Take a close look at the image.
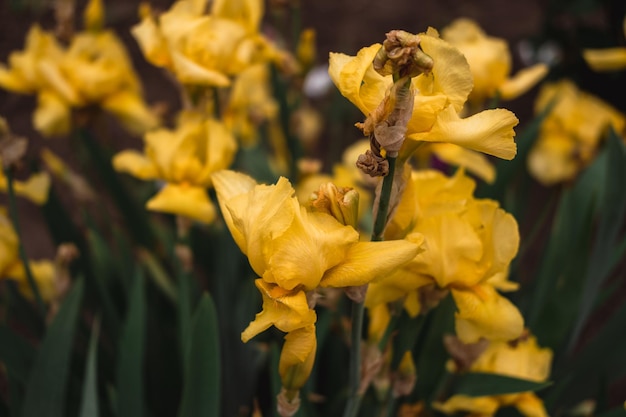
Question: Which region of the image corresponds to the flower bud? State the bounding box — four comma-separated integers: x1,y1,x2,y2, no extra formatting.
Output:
279,325,317,397
310,182,359,229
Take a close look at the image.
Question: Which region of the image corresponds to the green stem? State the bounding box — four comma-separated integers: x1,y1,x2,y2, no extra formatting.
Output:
3,167,45,315
343,157,399,417
372,157,397,242
343,300,365,417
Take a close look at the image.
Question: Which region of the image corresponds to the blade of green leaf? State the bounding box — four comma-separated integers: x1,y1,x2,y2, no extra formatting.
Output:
86,228,121,338
22,278,84,417
178,293,221,417
452,373,552,397
567,127,626,350
117,270,146,417
0,326,35,385
77,128,156,248
79,318,100,417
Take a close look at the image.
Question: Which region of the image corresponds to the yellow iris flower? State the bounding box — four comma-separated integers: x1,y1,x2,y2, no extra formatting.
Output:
113,112,237,223
441,18,548,104
366,169,524,343
0,165,50,205
528,80,625,186
435,334,552,417
0,1,158,137
328,28,519,161
212,170,423,394
132,0,286,88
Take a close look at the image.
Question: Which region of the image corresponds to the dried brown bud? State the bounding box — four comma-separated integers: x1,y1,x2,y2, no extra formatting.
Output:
374,30,434,78
356,150,389,177
443,334,489,372
344,284,368,303
277,388,301,417
0,135,28,170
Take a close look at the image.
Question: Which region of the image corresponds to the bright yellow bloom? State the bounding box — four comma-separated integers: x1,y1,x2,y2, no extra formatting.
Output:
113,112,237,223
435,335,552,417
212,170,423,396
328,28,519,161
132,0,285,88
583,16,626,72
366,169,524,343
441,18,548,104
0,210,55,301
528,80,625,185
213,170,422,296
0,19,157,136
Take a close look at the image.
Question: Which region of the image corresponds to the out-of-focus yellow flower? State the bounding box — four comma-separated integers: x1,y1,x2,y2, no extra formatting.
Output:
328,28,519,161
0,211,55,301
528,80,625,185
366,169,524,343
132,0,288,88
435,334,552,417
297,29,317,72
583,16,626,72
441,18,548,104
223,64,278,146
113,112,237,223
212,170,423,399
0,164,50,205
0,3,158,137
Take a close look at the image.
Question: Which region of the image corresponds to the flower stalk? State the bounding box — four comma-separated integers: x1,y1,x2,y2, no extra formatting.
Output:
4,165,46,314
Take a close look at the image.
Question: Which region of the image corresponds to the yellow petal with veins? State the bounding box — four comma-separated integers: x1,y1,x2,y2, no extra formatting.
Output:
321,235,424,288
452,285,524,343
409,105,518,160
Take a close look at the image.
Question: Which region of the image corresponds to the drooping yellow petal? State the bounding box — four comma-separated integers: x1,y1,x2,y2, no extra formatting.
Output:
102,90,159,135
279,325,317,391
112,150,160,180
499,64,548,100
33,90,71,136
452,285,524,343
409,105,518,160
583,47,626,72
146,183,216,223
12,171,51,205
430,143,496,183
213,171,297,276
321,234,424,288
241,280,316,342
